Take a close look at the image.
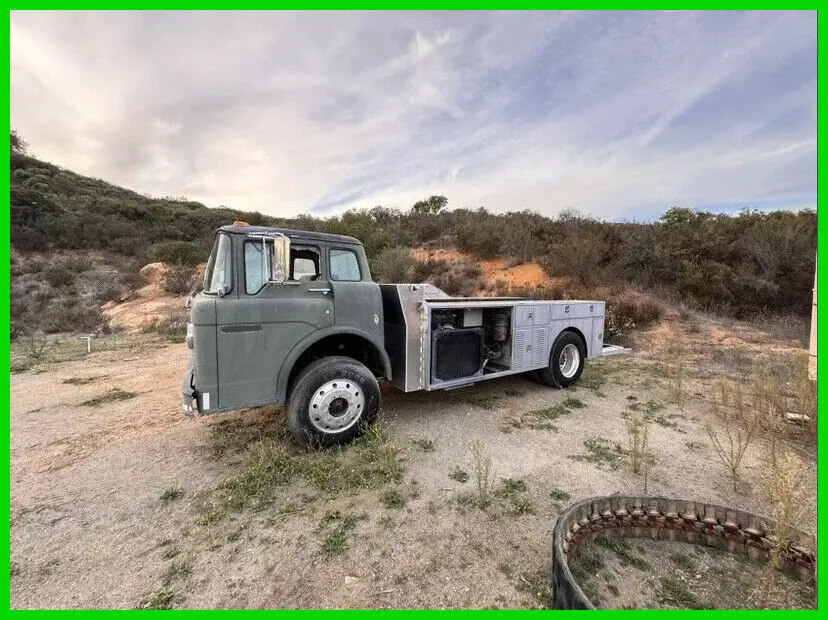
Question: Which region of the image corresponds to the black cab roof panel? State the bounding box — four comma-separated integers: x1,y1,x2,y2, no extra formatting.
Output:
218,225,362,245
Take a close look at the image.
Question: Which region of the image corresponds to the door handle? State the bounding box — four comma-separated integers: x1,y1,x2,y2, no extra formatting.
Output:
308,288,331,295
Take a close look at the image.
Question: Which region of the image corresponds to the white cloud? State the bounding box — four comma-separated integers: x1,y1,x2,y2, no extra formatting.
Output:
11,10,817,220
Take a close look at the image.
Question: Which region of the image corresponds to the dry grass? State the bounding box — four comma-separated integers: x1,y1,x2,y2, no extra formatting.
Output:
660,343,686,410
625,411,656,494
749,362,786,465
470,438,493,508
705,379,760,493
755,449,813,608
791,351,817,436
197,423,404,523
626,412,649,474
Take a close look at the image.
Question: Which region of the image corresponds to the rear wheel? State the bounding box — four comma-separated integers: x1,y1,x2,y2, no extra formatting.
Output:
536,331,586,388
287,356,381,448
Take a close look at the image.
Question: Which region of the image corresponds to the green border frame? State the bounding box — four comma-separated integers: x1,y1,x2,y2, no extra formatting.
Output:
4,7,824,614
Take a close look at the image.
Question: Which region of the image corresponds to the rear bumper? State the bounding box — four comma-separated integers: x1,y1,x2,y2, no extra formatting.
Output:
600,344,626,357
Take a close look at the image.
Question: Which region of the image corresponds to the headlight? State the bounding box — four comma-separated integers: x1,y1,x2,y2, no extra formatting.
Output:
186,323,195,349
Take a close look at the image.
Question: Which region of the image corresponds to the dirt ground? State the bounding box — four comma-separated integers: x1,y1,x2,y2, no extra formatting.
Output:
9,312,817,609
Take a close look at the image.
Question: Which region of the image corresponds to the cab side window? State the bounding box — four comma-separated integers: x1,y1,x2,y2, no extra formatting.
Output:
290,248,320,281
329,248,361,282
244,239,272,294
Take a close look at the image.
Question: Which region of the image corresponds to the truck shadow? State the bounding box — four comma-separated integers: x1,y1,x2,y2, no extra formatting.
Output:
381,373,543,418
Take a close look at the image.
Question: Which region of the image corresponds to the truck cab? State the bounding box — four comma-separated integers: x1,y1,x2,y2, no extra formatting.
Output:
182,223,392,445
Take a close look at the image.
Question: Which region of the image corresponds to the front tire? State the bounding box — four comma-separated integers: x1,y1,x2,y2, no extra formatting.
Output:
536,331,586,388
287,356,381,448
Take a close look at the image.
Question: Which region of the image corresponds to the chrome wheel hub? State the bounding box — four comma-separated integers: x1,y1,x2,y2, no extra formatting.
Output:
559,344,580,379
308,379,364,434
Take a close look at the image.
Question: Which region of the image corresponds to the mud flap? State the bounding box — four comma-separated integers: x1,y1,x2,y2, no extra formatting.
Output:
181,370,198,418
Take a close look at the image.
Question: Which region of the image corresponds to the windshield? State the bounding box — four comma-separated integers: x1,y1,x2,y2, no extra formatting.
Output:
204,233,232,294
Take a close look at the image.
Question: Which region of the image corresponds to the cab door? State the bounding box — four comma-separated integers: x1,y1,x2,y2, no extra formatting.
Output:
215,239,333,409
327,246,384,346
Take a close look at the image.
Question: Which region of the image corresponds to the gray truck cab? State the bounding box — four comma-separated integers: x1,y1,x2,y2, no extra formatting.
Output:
183,223,615,447
182,223,392,445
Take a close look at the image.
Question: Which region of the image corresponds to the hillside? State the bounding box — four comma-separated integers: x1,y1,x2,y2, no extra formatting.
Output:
10,135,817,340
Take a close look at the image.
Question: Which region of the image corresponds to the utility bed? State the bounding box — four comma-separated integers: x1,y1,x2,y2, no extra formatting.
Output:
380,284,610,392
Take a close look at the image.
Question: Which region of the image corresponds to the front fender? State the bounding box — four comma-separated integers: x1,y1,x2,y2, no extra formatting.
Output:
275,327,392,402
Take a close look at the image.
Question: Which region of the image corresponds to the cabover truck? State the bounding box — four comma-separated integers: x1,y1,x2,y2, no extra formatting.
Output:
182,223,623,446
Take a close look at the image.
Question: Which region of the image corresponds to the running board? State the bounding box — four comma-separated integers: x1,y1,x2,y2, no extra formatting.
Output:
600,344,627,357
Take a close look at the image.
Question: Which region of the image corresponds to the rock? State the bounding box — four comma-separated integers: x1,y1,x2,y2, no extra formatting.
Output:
139,262,170,286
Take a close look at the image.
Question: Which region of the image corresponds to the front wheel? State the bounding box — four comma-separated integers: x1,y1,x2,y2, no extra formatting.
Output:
287,356,381,448
535,331,586,388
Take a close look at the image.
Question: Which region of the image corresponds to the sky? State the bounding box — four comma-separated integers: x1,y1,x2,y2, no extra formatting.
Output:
10,10,818,221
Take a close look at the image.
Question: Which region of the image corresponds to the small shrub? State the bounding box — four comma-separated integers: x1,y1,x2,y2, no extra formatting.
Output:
320,513,364,557
136,586,180,610
42,297,105,333
626,412,650,475
705,379,760,492
24,334,55,362
549,487,570,502
606,293,665,336
456,222,502,258
149,241,203,266
750,362,785,463
470,438,492,508
410,257,483,296
94,279,124,303
410,438,436,452
160,488,185,502
63,255,93,273
494,478,533,515
163,265,196,295
80,388,138,407
449,467,469,483
42,264,75,288
756,449,812,607
380,488,406,510
371,247,415,283
568,438,623,470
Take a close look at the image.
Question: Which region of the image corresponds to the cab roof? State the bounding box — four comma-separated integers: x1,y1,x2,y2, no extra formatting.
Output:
218,224,362,245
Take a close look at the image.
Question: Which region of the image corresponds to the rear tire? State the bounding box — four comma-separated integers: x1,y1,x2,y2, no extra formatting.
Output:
287,356,381,448
536,331,586,389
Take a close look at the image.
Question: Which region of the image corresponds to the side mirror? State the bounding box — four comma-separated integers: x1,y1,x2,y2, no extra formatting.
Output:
270,235,290,283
